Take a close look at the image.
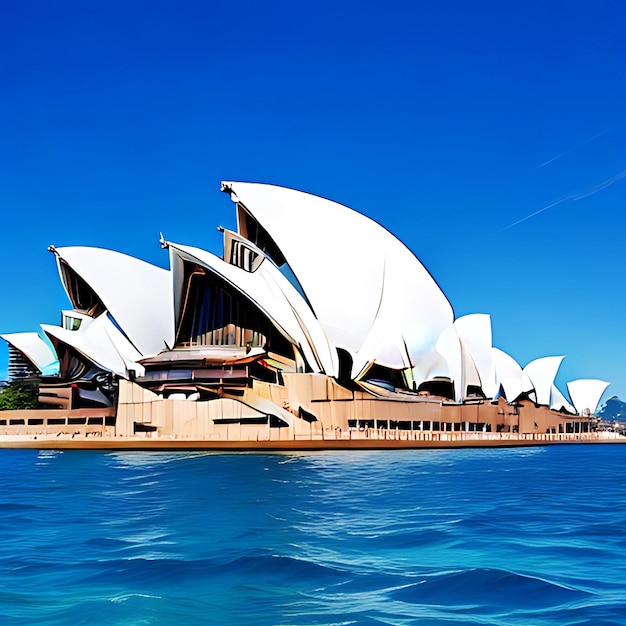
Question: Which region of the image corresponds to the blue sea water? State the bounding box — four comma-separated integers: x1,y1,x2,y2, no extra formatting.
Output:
0,446,625,625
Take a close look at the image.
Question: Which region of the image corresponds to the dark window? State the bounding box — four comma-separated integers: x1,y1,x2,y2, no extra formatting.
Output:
55,344,94,380
175,264,292,358
134,422,158,433
59,262,105,316
249,362,278,384
230,240,260,271
336,349,358,389
239,208,286,266
362,364,408,391
214,417,269,425
298,406,317,423
269,415,289,428
417,379,455,400
466,385,486,399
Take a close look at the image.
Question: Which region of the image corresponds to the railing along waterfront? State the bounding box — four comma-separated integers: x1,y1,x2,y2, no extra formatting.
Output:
0,412,622,445
291,428,623,443
139,430,623,443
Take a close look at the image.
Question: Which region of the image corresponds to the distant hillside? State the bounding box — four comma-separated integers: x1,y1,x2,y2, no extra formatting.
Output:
597,396,626,421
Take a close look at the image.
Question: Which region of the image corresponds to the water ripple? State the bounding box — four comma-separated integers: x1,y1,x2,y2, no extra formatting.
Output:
0,446,625,624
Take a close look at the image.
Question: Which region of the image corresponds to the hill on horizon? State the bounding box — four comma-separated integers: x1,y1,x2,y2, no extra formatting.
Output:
597,396,626,422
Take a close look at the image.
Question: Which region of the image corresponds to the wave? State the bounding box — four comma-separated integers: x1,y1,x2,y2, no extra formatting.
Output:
110,592,163,603
1,446,626,625
390,567,591,609
80,553,349,588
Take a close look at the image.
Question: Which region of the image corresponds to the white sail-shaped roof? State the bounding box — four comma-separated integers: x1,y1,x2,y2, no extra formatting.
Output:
492,348,526,402
222,182,454,374
0,332,59,375
567,379,610,416
549,384,576,413
220,229,338,377
461,343,482,394
51,246,174,357
480,362,499,399
42,313,145,379
422,349,452,382
523,356,564,407
431,322,484,401
434,325,462,400
352,248,416,379
454,314,493,392
167,241,337,376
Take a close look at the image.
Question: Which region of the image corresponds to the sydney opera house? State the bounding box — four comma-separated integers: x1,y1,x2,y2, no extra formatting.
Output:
0,182,614,448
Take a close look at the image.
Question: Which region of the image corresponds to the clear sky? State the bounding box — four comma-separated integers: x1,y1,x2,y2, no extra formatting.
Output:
1,1,625,403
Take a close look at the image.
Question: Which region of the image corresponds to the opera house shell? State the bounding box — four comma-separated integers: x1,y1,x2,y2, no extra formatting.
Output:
0,182,614,448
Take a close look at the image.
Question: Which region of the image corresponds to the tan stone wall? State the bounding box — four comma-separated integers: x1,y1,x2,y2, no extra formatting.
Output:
116,380,296,441
0,406,114,437
0,376,593,443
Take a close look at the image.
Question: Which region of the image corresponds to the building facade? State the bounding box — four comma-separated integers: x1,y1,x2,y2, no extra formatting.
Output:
0,182,613,447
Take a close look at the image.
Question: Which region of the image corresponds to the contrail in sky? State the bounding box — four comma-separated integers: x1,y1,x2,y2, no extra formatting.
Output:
502,167,626,231
536,126,615,168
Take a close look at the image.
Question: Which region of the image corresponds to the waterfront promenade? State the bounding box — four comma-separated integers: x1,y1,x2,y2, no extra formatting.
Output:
0,428,623,450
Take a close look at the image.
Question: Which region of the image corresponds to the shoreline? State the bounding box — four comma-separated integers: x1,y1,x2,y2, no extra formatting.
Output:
1,434,624,451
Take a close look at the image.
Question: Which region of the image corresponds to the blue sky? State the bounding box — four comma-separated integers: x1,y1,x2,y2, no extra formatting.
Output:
1,1,625,403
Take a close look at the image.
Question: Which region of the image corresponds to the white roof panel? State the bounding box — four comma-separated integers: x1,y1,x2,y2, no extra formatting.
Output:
222,182,454,371
523,356,564,407
167,242,337,376
454,314,493,391
567,379,610,416
549,384,576,413
42,314,144,379
430,321,487,401
492,347,525,402
435,325,463,401
52,246,174,357
0,332,58,375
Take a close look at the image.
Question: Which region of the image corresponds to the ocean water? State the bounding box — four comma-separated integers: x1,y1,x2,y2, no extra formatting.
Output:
0,446,625,625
